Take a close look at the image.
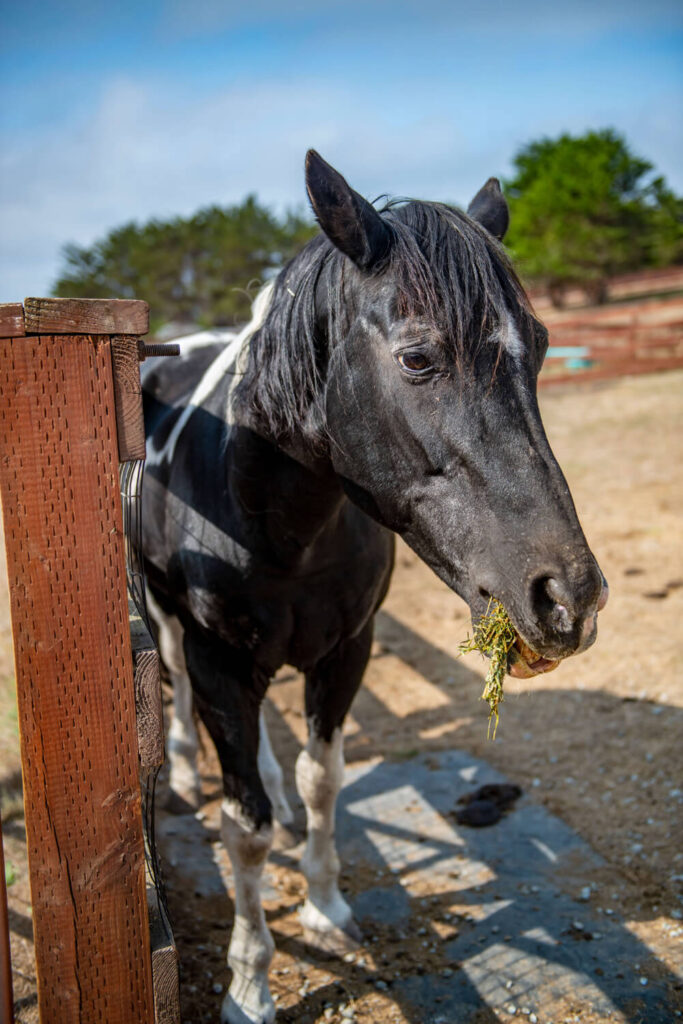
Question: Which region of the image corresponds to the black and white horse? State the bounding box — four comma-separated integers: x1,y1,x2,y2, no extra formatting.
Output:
141,151,608,1024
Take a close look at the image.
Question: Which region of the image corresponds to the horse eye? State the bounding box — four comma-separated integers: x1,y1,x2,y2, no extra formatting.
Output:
398,351,432,374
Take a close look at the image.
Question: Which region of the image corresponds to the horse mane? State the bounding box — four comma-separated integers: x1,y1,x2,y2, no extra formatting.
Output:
234,199,534,445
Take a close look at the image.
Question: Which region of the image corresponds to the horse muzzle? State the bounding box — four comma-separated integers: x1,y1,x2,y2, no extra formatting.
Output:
507,576,609,678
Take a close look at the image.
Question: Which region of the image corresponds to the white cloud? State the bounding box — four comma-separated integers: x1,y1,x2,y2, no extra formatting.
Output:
0,75,501,300
1,66,681,302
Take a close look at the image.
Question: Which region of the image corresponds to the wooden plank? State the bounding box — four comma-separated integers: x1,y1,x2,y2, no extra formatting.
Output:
551,319,683,332
548,335,683,356
540,355,683,387
0,333,155,1024
545,339,683,365
24,297,149,335
147,887,180,1024
134,648,164,767
129,599,165,768
543,294,683,326
111,335,147,461
0,302,24,337
130,598,154,654
0,815,13,1024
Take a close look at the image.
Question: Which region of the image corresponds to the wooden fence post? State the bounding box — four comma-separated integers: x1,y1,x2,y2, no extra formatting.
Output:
0,299,176,1024
0,815,13,1024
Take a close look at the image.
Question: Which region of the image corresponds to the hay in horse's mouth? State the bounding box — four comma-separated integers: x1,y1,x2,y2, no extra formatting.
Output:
459,600,560,737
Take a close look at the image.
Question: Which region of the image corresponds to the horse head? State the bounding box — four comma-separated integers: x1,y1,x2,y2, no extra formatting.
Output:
305,149,608,676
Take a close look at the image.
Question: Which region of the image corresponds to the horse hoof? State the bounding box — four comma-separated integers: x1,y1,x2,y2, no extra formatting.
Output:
302,918,362,958
164,788,201,815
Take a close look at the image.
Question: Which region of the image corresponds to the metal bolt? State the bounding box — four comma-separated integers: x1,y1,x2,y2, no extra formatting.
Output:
138,341,181,359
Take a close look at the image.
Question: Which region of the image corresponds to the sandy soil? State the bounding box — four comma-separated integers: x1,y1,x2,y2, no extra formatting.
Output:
1,368,682,1023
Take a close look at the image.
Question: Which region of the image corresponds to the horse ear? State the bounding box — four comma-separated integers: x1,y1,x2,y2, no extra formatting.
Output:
305,150,392,270
467,178,509,241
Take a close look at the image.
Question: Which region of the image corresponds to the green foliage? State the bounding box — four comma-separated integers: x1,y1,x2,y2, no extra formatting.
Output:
504,129,683,304
53,196,318,331
53,131,682,321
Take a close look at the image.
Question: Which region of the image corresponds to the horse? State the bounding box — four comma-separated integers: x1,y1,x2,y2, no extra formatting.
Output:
140,150,608,1024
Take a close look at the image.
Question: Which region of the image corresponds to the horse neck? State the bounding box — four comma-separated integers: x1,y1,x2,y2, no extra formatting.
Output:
226,256,352,560
228,416,346,565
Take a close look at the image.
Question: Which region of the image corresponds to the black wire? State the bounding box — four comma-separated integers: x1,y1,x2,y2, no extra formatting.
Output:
120,460,152,633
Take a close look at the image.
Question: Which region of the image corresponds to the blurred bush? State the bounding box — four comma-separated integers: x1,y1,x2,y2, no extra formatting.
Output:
52,196,317,332
52,129,682,323
504,129,683,306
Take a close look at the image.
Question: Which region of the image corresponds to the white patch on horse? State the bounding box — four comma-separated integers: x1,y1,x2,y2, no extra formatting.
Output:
146,589,201,809
221,799,275,1024
295,727,359,948
176,327,239,358
166,281,274,460
498,311,524,358
258,709,293,826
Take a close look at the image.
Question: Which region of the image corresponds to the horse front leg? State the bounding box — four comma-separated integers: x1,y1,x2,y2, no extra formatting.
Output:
295,620,373,955
220,794,274,1024
184,635,275,1024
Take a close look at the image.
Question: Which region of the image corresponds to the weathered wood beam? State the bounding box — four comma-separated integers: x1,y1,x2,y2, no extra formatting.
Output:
0,815,13,1024
130,599,165,769
540,355,683,387
0,302,25,337
0,332,155,1024
147,887,180,1024
111,335,147,461
24,297,149,335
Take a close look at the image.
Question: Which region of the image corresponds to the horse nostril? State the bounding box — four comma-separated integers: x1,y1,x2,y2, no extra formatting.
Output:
530,575,573,632
532,572,606,638
544,577,568,607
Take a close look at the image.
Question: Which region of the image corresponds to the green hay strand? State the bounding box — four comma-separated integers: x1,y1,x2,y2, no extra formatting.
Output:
459,599,517,739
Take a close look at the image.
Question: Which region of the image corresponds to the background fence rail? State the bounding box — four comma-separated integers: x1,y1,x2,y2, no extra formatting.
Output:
541,305,683,386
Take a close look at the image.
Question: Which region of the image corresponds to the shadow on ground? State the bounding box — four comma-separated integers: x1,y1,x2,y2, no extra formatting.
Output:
153,609,683,1023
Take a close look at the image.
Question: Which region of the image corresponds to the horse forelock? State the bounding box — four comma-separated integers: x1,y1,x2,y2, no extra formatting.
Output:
382,200,534,362
234,199,534,443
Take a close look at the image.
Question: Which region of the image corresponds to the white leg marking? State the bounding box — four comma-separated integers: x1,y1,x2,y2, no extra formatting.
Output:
295,727,358,945
258,708,293,826
146,590,201,808
221,799,275,1024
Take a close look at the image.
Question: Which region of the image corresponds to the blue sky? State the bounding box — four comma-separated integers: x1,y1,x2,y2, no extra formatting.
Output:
1,0,682,301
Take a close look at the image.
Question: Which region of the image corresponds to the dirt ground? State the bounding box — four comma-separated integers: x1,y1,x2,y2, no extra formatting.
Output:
1,367,682,1023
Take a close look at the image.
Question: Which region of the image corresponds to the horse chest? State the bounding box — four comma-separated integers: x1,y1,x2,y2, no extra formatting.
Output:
181,513,394,673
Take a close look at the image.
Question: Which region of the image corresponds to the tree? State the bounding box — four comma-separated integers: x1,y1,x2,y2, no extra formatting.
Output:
504,129,683,306
53,197,318,331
